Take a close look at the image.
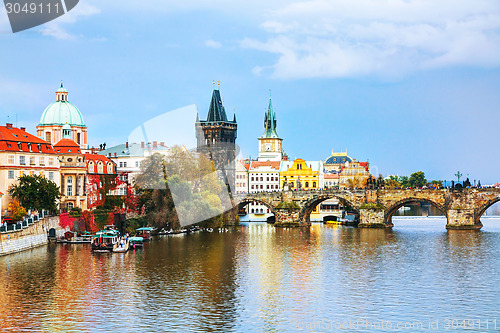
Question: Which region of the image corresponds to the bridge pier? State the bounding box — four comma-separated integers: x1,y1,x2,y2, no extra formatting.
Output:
274,208,303,227
446,209,482,230
358,208,390,228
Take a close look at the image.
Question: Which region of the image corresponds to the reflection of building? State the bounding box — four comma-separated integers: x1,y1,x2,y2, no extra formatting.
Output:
0,123,60,215
37,83,88,149
195,86,237,191
54,126,87,210
85,153,117,208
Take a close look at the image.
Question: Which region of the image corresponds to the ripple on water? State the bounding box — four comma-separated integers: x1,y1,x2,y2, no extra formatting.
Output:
0,219,498,332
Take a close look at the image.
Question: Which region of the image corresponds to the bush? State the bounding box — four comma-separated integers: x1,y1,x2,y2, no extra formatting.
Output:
276,202,300,209
359,202,385,210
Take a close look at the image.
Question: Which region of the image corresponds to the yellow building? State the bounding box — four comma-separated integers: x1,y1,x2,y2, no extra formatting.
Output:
53,125,87,210
280,159,322,190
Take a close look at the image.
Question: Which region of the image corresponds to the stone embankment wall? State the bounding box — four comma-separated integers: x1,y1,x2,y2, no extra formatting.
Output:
0,217,64,256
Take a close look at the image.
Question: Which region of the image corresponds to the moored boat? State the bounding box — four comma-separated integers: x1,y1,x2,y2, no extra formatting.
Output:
129,236,144,248
136,227,153,241
92,229,120,252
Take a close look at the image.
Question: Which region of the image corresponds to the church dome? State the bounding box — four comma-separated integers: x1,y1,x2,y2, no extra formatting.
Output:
39,83,85,127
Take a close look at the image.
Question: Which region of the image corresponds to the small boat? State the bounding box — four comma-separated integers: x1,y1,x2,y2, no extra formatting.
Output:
92,229,120,252
136,227,153,241
113,238,129,253
129,236,144,248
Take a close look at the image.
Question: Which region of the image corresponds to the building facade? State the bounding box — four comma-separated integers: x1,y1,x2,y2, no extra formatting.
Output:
280,159,323,190
37,83,88,149
53,125,87,210
195,87,237,192
0,123,60,216
85,153,117,209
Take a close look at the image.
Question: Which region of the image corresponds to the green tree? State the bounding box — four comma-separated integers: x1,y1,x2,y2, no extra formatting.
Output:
408,171,427,188
9,174,61,212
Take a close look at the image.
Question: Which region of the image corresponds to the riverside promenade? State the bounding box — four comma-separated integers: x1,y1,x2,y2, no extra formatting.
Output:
0,216,65,256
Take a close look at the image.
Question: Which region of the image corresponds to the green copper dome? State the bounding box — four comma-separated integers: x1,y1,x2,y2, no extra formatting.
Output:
39,83,86,127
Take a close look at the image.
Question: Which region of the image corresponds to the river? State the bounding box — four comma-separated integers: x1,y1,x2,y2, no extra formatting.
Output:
0,218,499,332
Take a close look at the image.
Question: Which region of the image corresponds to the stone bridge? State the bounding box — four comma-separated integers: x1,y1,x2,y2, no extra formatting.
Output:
233,188,500,229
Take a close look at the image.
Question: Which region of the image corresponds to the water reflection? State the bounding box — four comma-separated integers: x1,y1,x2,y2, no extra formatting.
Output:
0,219,498,332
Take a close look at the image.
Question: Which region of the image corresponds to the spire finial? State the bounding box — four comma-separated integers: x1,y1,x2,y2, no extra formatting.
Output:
218,80,220,88
269,89,271,99
213,80,215,89
60,81,63,88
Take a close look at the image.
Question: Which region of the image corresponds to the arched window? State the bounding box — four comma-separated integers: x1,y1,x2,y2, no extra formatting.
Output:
251,209,254,213
313,182,316,188
305,181,309,188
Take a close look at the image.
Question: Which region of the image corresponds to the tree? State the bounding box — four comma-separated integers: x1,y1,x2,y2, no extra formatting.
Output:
408,171,427,188
9,174,61,212
430,180,443,189
11,201,27,221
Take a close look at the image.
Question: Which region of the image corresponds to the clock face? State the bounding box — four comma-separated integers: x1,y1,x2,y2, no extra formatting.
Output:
265,143,271,151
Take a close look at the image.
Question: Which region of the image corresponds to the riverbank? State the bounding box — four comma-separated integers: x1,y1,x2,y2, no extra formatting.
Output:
0,216,65,256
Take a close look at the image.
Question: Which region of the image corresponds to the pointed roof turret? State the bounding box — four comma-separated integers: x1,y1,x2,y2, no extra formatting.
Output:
233,113,236,123
260,95,280,139
206,88,228,122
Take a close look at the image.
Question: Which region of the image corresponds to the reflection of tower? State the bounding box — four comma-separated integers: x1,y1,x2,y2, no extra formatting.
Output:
195,85,237,191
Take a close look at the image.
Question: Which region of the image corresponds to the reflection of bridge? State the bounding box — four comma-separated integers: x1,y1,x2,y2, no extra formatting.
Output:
233,188,500,229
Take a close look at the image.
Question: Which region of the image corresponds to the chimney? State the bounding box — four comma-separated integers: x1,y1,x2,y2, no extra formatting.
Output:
114,153,117,157
6,123,12,129
126,142,129,148
108,153,111,157
141,142,145,148
153,141,157,148
20,127,26,132
160,142,164,147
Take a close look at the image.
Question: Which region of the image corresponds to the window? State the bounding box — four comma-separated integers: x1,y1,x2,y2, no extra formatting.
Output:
313,182,316,188
260,185,263,189
260,177,263,181
77,133,81,144
49,158,54,166
49,172,54,180
8,170,15,179
251,177,254,181
19,156,26,165
46,132,51,142
107,164,113,173
305,181,309,188
135,161,140,168
97,163,103,174
67,202,74,210
39,157,45,165
251,185,254,189
7,155,14,164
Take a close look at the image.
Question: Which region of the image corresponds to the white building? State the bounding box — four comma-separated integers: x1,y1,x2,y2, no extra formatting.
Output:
99,141,170,196
235,159,250,194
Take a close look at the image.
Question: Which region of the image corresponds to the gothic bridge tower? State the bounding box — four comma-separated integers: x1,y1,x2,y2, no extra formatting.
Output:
195,85,237,191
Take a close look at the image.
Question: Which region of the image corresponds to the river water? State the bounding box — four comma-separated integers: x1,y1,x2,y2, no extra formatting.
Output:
0,218,499,332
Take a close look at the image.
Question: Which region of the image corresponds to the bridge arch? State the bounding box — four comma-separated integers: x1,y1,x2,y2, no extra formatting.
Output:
384,197,446,224
299,194,359,223
236,198,277,219
476,197,500,222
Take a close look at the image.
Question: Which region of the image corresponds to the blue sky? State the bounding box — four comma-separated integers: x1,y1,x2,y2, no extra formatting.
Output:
1,0,499,183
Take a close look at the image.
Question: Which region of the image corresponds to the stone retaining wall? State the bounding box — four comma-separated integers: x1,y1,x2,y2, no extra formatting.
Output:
0,216,64,256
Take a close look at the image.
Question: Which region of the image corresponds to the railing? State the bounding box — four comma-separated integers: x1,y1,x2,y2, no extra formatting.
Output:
0,210,48,234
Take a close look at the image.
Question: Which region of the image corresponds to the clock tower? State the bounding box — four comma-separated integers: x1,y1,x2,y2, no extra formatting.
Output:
257,96,283,161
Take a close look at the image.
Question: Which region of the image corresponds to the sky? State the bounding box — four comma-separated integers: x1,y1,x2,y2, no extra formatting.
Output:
0,0,499,183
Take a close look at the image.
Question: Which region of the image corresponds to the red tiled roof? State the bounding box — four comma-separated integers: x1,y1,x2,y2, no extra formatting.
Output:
250,161,281,170
0,125,56,154
54,139,82,154
84,153,116,174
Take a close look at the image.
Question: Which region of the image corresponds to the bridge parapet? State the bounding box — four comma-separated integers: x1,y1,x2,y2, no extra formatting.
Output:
232,188,500,229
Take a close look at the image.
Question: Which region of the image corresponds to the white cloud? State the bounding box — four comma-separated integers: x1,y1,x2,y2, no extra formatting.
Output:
39,3,100,40
205,39,222,48
242,0,500,79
